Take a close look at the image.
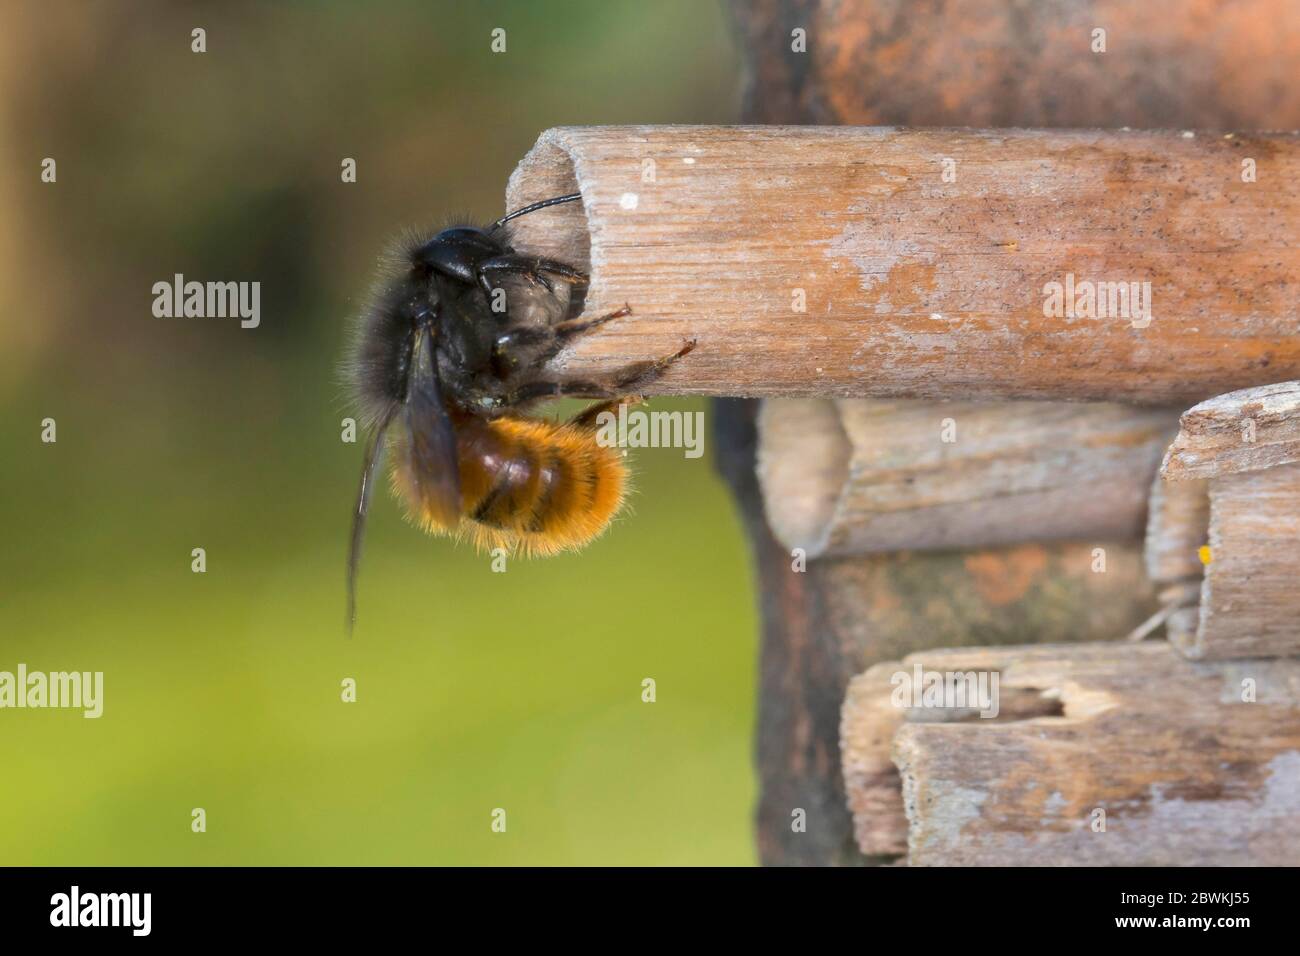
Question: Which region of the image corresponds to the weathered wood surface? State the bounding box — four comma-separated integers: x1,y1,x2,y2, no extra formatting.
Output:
1147,382,1300,660
718,0,1300,866
1173,464,1300,661
506,125,1300,404
843,643,1300,865
838,664,909,855
1162,381,1300,480
749,540,1156,864
758,398,1177,557
841,655,1066,856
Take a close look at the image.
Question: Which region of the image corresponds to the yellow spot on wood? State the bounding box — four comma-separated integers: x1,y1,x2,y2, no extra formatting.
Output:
1198,545,1212,565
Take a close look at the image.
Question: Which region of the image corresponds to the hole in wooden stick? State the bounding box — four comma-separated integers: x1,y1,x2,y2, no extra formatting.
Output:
503,136,591,276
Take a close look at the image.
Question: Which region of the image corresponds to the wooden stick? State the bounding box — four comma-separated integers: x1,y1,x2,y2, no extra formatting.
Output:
1148,381,1300,660
1162,381,1300,479
839,664,910,856
757,398,1177,557
506,126,1300,404
842,656,1066,856
844,654,1073,858
1180,464,1300,660
842,643,1300,865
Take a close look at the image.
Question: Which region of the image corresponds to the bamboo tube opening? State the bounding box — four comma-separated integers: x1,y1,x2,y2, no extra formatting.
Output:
759,398,1175,559
755,399,851,558
503,134,592,282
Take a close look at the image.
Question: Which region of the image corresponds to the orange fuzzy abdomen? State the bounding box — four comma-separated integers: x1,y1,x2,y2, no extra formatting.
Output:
395,414,628,556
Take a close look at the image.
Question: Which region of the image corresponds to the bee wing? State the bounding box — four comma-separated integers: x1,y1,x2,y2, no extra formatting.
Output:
347,325,461,635
347,402,396,634
404,326,463,529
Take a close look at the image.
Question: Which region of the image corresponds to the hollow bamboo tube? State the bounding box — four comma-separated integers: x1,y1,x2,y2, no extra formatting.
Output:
757,398,1178,557
505,125,1300,404
1152,381,1300,660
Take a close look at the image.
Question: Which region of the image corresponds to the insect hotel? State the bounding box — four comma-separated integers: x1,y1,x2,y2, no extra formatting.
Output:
505,0,1300,865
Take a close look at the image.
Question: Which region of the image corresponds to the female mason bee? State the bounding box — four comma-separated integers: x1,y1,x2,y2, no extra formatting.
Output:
345,193,693,628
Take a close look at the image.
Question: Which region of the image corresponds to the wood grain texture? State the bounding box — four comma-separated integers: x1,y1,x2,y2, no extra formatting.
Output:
1148,381,1300,660
842,656,1063,856
758,398,1177,557
842,643,1300,865
506,125,1300,403
1175,463,1300,661
839,664,909,855
1162,381,1300,479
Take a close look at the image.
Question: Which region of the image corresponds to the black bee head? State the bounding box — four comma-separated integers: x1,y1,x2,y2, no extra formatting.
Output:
410,227,503,286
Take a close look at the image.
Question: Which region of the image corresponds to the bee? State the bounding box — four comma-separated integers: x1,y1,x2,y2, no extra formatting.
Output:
345,193,693,629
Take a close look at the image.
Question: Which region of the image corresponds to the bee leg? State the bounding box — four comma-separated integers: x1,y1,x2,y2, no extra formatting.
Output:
568,397,643,430
596,339,697,392
552,305,631,339
501,340,696,404
478,254,588,295
495,253,588,284
493,326,552,351
500,380,621,404
493,306,634,366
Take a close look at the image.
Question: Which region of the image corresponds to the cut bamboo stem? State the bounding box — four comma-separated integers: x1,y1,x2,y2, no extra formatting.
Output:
757,398,1178,557
1188,464,1300,659
506,125,1300,404
1162,380,1300,479
842,643,1300,865
1150,381,1300,660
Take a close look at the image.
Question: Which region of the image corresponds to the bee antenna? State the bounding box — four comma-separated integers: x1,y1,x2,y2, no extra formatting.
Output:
491,192,582,230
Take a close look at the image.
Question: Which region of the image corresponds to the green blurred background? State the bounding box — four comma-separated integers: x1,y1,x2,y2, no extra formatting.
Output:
0,1,756,864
